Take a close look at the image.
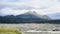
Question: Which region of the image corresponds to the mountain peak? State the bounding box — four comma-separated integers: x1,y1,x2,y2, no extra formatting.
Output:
19,11,51,20
25,11,37,15
28,11,36,13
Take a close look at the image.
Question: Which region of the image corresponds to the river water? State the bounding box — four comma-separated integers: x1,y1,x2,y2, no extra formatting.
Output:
0,23,60,34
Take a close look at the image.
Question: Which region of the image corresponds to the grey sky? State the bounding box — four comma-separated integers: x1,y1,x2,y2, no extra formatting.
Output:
0,0,60,19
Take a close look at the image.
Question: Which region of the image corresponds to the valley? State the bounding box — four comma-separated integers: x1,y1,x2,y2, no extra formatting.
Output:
0,23,60,34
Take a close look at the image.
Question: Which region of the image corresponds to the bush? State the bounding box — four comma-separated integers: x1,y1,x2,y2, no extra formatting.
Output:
0,28,22,34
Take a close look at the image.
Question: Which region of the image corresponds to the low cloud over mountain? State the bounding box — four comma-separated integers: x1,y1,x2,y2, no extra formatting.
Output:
0,0,60,19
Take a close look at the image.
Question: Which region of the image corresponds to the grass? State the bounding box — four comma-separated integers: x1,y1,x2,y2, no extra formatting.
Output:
0,28,22,34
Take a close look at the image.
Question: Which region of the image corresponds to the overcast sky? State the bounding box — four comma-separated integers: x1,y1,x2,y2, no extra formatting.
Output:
0,0,60,19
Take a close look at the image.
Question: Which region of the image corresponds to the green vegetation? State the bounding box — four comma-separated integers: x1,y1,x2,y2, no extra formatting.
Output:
0,16,60,23
0,28,22,34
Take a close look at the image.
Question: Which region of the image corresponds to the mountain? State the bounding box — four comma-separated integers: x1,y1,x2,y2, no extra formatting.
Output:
0,11,51,23
47,13,60,20
16,11,51,20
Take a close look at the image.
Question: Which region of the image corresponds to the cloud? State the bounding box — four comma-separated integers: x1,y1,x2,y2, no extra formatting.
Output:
0,8,28,16
0,0,53,8
0,0,60,16
0,0,19,2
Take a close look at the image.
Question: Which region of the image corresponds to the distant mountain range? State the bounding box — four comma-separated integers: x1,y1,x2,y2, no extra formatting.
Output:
16,11,51,20
0,11,60,23
48,13,60,20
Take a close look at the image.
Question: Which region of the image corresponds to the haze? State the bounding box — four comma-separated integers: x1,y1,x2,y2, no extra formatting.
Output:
0,0,60,19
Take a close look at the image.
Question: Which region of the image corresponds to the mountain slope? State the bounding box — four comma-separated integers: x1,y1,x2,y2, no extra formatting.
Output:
47,13,60,20
0,11,51,23
16,11,51,20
